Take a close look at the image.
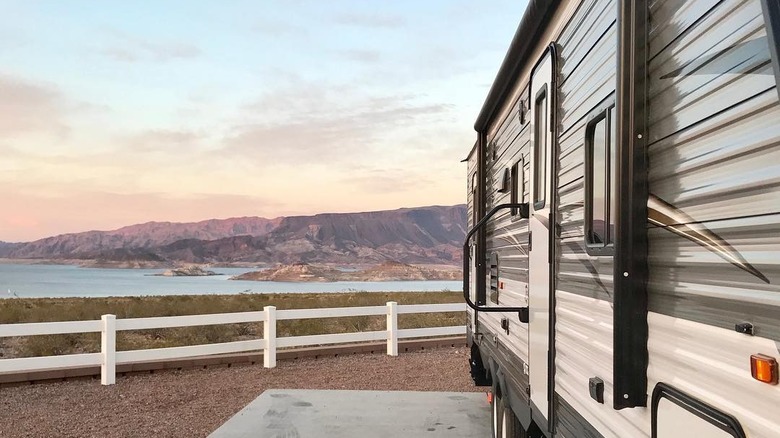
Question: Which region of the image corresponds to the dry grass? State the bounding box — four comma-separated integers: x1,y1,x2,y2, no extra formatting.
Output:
0,292,464,358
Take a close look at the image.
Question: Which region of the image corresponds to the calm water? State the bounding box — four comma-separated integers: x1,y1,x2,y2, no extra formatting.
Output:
0,264,462,298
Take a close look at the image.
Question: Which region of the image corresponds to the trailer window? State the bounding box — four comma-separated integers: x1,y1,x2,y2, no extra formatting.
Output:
510,158,524,217
533,89,548,209
585,106,616,255
471,173,477,227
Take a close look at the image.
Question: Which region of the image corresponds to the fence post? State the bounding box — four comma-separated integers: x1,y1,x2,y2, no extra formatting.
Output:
101,314,116,385
387,302,398,356
264,306,277,368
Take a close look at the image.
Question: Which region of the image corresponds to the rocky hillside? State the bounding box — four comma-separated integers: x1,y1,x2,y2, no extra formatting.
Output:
5,217,281,259
153,266,220,277
231,261,462,282
0,241,20,257
232,263,345,282
3,205,467,266
345,261,462,281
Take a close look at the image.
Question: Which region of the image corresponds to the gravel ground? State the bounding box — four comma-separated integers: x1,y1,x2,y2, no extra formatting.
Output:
0,347,483,438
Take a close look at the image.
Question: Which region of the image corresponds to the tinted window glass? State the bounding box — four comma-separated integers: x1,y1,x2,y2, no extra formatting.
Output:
585,105,616,254
591,118,607,244
609,110,616,242
534,94,547,207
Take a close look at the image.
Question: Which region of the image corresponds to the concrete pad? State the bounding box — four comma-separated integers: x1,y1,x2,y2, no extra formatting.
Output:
209,389,490,438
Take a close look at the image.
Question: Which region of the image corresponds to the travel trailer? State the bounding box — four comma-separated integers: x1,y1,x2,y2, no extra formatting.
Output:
462,0,780,437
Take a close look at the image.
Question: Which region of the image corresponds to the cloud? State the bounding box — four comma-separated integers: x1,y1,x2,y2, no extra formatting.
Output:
342,168,434,194
0,30,28,50
333,13,405,28
100,47,140,63
251,18,302,36
339,49,381,64
124,129,205,152
0,74,70,138
222,85,453,165
99,32,201,63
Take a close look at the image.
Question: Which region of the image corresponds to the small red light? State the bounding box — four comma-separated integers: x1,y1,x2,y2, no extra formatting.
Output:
750,354,778,385
487,391,493,404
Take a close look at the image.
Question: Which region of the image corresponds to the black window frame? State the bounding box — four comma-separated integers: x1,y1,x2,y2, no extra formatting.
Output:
510,156,525,218
518,99,527,125
499,167,511,193
533,84,549,210
584,98,616,256
471,172,478,228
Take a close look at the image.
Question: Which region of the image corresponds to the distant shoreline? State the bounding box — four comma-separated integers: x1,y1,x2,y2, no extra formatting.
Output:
0,258,268,269
0,258,460,270
232,262,462,282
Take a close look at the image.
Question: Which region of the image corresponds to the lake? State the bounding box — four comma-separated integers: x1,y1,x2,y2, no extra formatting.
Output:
0,264,462,298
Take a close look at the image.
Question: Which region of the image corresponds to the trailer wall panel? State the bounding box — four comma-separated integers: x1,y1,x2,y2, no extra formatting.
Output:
647,0,780,342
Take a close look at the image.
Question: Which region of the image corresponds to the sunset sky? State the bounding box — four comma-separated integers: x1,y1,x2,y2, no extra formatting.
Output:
1,1,528,242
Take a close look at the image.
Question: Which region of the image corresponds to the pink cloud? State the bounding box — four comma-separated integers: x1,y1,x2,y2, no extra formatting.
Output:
0,74,70,138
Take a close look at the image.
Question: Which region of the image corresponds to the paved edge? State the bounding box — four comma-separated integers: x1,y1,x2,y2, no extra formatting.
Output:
209,389,491,438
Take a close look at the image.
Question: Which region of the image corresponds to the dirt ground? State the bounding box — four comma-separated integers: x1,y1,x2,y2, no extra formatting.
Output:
0,347,485,438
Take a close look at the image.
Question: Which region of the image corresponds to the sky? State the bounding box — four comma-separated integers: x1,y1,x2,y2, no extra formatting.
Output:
0,0,529,242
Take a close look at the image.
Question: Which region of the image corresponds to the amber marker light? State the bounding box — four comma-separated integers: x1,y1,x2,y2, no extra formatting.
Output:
750,354,778,385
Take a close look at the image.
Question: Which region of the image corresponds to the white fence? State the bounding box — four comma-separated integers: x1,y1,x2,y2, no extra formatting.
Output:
0,301,466,385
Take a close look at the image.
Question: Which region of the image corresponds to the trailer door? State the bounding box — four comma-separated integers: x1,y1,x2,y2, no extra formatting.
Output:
528,48,554,422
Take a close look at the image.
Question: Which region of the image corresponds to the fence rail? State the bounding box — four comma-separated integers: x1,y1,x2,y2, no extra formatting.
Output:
0,301,466,385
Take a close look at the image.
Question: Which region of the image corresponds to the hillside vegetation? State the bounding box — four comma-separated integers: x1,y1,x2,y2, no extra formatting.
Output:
0,291,464,359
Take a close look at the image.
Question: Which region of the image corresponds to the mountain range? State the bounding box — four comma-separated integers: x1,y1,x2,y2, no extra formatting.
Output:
0,205,467,266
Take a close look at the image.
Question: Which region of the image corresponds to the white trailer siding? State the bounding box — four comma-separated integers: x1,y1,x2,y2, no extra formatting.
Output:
483,93,531,365
470,0,780,436
557,0,780,436
553,0,621,435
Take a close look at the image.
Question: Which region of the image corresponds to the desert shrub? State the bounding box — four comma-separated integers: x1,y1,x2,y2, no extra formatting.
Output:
2,291,463,357
17,333,100,358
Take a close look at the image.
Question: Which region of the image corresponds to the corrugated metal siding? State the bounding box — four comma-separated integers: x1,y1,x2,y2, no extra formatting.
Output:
467,142,478,230
479,86,531,363
553,0,619,435
647,0,722,58
554,291,648,437
647,312,780,438
559,22,617,135
649,90,780,220
471,0,779,435
554,0,617,308
467,143,477,324
646,0,780,340
557,290,780,438
554,393,606,438
647,0,776,143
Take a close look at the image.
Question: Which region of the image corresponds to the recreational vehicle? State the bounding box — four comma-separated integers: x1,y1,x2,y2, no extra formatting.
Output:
463,0,780,437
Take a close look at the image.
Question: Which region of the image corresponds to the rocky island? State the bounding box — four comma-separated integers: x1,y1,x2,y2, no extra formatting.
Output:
230,261,462,282
152,266,220,277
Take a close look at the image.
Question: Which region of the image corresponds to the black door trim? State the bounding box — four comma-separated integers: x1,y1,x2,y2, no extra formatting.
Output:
545,41,559,436
613,0,649,410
